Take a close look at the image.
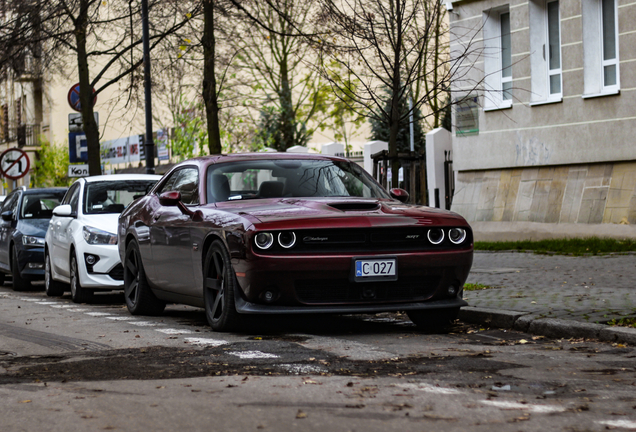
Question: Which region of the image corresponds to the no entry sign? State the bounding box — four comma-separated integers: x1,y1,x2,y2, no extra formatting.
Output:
67,83,97,112
0,148,30,180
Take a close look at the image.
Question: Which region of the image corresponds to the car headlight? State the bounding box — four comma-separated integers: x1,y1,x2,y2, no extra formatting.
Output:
448,228,467,244
22,236,45,246
83,226,118,245
254,232,274,250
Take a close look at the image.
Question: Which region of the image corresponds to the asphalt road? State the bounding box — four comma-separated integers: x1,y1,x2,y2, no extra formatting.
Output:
1,285,635,431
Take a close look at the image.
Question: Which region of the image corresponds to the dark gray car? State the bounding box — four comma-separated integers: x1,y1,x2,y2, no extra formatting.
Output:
0,187,67,290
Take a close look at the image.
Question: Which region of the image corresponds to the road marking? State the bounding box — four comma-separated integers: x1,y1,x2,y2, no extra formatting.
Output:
155,328,194,335
184,337,228,346
128,321,160,327
300,335,396,361
35,302,59,305
395,383,463,395
20,298,41,302
278,364,329,374
67,308,89,312
106,316,136,321
229,350,279,359
481,400,566,413
85,312,112,317
597,420,636,429
50,305,78,309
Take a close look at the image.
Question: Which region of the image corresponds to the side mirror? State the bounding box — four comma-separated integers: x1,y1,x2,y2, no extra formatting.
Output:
1,211,13,221
389,188,409,203
159,191,181,207
52,204,73,217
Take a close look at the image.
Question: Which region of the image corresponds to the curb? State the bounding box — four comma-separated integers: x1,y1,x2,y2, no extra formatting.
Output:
458,307,636,346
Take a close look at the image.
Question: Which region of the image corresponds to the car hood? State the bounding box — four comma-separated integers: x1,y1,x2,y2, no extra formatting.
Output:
213,197,469,228
79,213,120,234
17,218,51,237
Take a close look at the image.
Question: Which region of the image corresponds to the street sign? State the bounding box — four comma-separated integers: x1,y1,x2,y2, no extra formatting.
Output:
68,132,88,163
68,164,89,177
68,112,99,132
0,148,31,180
67,83,97,112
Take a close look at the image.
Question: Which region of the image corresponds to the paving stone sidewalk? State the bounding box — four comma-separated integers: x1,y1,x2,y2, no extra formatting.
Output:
464,251,636,324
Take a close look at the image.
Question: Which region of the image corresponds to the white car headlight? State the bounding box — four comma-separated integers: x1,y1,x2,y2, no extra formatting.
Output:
22,236,45,246
83,225,118,245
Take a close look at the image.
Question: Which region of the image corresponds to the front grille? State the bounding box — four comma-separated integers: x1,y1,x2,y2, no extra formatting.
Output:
108,264,124,281
256,227,472,255
295,276,441,304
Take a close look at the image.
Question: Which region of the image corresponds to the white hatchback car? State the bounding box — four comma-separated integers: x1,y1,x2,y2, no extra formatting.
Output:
45,174,161,302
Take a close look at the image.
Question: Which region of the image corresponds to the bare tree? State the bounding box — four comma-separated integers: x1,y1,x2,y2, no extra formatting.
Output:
0,0,198,175
317,0,480,187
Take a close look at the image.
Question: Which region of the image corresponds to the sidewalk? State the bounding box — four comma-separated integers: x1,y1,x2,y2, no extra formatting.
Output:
459,251,636,344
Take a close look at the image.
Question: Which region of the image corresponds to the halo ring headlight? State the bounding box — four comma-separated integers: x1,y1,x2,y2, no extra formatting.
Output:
427,228,445,245
255,232,274,250
278,232,296,249
448,228,467,245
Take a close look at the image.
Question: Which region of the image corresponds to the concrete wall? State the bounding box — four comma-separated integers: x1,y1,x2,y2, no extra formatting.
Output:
451,161,636,225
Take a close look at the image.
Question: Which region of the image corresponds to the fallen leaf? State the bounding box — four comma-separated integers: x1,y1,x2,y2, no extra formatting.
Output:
296,410,307,419
18,400,31,404
518,339,528,344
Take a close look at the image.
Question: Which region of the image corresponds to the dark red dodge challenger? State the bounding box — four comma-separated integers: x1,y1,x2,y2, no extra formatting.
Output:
118,153,473,331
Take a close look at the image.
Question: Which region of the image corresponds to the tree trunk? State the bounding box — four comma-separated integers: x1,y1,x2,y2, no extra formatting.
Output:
76,0,101,176
388,0,403,189
203,0,222,154
279,53,294,151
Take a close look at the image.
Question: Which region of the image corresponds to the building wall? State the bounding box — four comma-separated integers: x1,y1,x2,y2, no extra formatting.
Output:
453,161,636,224
449,0,636,227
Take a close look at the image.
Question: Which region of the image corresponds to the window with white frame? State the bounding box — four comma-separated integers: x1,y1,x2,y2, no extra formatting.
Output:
529,0,562,104
582,0,620,96
483,6,513,110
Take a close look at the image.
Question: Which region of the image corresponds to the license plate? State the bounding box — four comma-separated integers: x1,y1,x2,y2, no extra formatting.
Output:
354,258,397,282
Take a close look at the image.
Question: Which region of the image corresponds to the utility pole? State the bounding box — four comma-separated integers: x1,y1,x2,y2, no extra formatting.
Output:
141,0,155,174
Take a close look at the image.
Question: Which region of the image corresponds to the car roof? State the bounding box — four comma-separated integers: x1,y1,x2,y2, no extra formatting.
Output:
185,152,349,166
21,187,68,195
81,174,162,183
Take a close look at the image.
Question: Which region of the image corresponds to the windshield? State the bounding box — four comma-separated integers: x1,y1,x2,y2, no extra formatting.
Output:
84,180,158,214
207,159,390,203
21,193,65,219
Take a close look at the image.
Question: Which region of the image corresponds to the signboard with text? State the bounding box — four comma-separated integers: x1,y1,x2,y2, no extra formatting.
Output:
68,133,88,162
101,135,141,165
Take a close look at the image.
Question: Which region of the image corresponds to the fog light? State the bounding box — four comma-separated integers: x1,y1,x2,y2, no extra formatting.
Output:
448,285,458,296
86,255,97,265
27,263,44,269
264,291,274,301
260,288,279,303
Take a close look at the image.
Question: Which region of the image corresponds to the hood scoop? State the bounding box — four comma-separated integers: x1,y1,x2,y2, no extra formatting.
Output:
328,202,381,212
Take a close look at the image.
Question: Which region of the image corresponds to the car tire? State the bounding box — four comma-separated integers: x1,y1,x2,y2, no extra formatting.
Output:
11,245,31,291
124,240,165,315
203,241,242,332
406,307,459,330
45,251,66,297
70,253,93,303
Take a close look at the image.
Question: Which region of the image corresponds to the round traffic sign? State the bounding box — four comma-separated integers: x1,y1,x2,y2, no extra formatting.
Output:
0,148,31,180
67,83,97,112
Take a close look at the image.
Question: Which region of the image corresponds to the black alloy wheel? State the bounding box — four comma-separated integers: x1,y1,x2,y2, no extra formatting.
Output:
203,241,241,332
406,307,460,331
70,253,93,303
44,251,65,297
11,245,30,291
124,240,165,315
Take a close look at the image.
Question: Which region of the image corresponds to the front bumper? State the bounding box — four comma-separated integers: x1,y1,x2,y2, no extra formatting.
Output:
17,246,45,279
76,243,124,289
233,248,473,308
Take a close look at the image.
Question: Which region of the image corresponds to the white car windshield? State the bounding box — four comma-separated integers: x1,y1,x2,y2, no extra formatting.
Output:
84,180,157,214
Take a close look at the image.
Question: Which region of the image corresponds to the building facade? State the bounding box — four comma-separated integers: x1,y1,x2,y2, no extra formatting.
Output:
448,0,636,237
